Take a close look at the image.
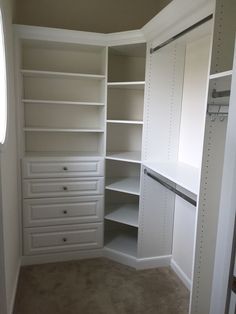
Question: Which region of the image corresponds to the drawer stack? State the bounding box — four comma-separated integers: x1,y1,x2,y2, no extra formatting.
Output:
22,157,104,256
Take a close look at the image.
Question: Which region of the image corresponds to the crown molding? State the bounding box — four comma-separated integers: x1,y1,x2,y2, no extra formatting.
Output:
14,0,215,47
142,0,215,45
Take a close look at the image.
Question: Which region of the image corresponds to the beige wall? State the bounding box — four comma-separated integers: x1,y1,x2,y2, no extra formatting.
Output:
14,0,172,33
0,0,21,313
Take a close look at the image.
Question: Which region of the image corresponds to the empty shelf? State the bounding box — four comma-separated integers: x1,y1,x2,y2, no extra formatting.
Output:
105,233,137,257
21,69,106,80
106,151,141,163
209,70,233,79
106,177,140,195
22,99,104,106
105,204,139,227
144,161,200,195
107,82,145,89
24,128,104,133
107,120,143,125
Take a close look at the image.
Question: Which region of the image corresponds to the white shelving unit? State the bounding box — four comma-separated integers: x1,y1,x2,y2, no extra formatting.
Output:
104,43,146,257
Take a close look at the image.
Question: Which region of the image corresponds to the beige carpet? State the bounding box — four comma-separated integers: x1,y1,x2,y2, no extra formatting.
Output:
14,258,189,314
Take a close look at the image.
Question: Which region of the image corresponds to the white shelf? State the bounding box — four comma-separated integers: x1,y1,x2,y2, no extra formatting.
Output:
106,151,141,163
107,120,143,125
106,177,140,195
209,70,233,79
21,69,106,80
24,127,104,133
105,204,139,227
25,151,103,157
107,81,145,89
105,233,137,257
22,99,104,106
144,161,200,195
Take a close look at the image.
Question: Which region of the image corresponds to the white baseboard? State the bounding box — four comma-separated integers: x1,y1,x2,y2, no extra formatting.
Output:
136,255,172,270
103,248,171,270
103,247,137,268
170,259,191,290
21,249,103,266
10,258,21,314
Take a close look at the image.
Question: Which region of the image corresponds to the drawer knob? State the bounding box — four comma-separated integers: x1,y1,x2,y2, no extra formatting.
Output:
63,167,68,171
63,210,68,214
63,186,68,191
62,237,67,242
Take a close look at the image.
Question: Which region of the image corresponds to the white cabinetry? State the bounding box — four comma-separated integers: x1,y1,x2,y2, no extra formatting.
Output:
15,31,107,262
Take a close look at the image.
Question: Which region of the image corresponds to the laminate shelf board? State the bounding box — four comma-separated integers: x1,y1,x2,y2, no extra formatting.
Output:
105,204,139,227
21,69,106,80
106,151,141,163
25,151,103,158
105,233,137,257
144,161,200,195
107,82,145,89
22,99,104,106
209,70,233,79
24,128,104,133
106,177,140,195
106,120,143,125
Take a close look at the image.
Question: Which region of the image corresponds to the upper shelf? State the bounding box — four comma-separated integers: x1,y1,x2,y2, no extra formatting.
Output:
209,70,233,80
22,99,104,106
143,161,200,195
24,127,104,133
107,82,145,89
21,69,106,80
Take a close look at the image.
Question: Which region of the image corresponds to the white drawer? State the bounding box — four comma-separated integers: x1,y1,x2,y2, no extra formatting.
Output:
23,223,103,255
23,196,104,227
23,177,104,198
22,157,104,178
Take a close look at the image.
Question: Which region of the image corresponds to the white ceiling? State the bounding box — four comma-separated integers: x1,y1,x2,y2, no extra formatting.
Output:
14,0,172,33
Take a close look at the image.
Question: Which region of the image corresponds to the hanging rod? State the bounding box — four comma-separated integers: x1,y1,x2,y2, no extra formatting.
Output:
212,89,231,98
150,14,213,54
144,168,197,206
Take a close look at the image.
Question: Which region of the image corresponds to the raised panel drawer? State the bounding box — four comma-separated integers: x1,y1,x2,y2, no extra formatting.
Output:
22,157,104,178
23,196,104,227
24,223,103,255
23,177,104,198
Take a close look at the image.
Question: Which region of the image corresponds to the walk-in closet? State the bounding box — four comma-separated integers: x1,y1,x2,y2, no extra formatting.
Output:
0,0,236,313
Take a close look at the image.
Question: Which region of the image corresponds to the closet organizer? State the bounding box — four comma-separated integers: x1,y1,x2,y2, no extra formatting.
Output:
13,0,236,313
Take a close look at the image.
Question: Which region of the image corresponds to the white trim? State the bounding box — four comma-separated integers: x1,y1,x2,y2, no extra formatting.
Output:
136,255,171,270
171,259,191,290
105,30,145,46
103,247,137,268
9,259,21,314
21,249,103,266
142,0,214,43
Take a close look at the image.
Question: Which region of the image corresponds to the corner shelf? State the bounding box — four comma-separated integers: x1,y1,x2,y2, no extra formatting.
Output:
107,82,145,89
105,204,139,227
105,232,137,257
106,151,141,163
106,177,140,195
21,69,106,80
22,99,104,106
107,120,143,125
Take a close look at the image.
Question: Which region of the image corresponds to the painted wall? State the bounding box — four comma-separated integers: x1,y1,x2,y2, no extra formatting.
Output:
0,0,21,313
13,0,171,33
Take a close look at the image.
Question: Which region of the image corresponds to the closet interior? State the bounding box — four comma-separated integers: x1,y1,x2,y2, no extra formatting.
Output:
13,0,236,311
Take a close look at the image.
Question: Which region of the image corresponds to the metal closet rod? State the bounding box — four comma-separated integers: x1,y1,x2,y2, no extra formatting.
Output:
150,14,213,54
144,168,197,207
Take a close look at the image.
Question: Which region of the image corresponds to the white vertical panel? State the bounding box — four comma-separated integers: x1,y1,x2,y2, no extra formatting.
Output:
172,196,196,281
178,35,211,168
143,41,185,162
138,167,175,258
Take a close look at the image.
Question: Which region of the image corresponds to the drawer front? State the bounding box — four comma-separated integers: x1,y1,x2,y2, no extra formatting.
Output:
23,177,104,198
23,196,104,227
22,158,104,178
24,223,103,255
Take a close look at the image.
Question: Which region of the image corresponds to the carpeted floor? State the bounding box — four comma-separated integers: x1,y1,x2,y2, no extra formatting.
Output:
14,258,189,314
